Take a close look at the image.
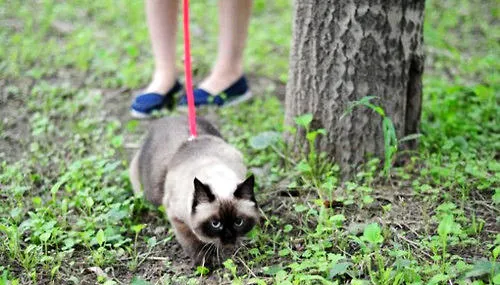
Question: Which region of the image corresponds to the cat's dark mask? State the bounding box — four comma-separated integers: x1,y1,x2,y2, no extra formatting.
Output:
190,175,259,246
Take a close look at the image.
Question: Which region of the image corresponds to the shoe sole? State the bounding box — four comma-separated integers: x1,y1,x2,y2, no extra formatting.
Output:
224,90,253,107
130,109,152,119
177,90,253,112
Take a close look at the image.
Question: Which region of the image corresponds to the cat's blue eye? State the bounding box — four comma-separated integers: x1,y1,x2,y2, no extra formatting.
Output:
211,220,222,229
234,218,244,227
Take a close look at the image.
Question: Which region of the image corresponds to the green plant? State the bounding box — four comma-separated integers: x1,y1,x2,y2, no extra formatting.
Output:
292,114,332,190
128,224,146,271
249,113,339,200
343,96,422,178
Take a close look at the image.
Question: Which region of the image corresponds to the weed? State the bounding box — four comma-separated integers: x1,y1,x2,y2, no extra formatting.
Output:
343,96,422,178
250,113,339,201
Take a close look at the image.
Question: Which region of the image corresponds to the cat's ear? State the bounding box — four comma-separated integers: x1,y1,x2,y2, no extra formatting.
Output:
234,175,256,203
192,178,215,212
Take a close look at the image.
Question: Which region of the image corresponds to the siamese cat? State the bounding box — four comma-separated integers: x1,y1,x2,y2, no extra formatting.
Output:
129,116,259,266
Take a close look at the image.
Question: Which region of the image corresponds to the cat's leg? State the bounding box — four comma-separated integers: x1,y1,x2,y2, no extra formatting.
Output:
170,217,216,267
129,152,142,195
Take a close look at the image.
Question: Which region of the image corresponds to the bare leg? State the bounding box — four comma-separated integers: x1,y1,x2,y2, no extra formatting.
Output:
145,0,179,94
199,0,253,94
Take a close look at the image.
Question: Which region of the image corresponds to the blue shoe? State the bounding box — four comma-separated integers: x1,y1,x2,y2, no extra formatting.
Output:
130,81,183,118
178,76,252,107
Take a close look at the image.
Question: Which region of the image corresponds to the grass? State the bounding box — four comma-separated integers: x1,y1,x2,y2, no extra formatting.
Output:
0,0,498,284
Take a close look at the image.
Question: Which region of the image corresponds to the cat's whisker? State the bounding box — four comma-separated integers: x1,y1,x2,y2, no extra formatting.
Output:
239,240,249,249
218,246,223,265
210,242,221,266
199,242,214,265
213,245,219,265
231,246,241,257
210,243,215,255
203,243,214,259
232,240,249,257
200,242,211,254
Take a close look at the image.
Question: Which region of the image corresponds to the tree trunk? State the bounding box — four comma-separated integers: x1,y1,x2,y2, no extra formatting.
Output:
285,0,425,177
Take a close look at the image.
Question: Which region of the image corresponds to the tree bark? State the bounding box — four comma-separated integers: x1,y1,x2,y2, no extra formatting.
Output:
285,0,425,177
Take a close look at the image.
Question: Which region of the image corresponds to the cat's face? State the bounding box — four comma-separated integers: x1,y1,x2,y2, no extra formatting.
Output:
190,175,259,247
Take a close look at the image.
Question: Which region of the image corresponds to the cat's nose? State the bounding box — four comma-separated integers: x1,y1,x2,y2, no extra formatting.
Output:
222,239,237,251
224,230,233,238
222,231,236,244
222,243,237,252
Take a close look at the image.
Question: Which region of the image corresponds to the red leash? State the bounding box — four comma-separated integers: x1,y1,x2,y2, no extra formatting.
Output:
182,0,197,138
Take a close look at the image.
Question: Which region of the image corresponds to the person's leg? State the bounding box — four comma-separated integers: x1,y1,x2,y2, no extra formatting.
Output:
198,0,252,94
145,0,179,94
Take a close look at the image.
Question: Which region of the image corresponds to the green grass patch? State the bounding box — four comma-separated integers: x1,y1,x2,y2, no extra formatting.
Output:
0,0,498,284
